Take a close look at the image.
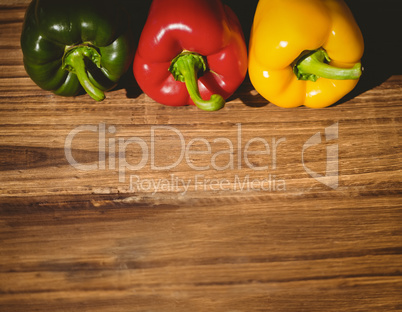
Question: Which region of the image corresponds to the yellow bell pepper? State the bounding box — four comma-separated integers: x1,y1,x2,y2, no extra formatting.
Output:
248,0,364,108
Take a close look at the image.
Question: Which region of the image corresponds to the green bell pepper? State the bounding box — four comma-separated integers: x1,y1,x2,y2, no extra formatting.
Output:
20,0,135,101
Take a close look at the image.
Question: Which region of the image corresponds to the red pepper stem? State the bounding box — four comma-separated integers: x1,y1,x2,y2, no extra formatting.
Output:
294,48,362,82
169,51,225,111
62,45,105,101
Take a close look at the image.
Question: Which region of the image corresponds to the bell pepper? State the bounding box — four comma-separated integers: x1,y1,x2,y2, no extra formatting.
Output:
133,0,248,111
20,0,135,101
248,0,364,108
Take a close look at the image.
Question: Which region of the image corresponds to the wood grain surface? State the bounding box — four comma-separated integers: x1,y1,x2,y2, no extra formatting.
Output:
0,1,401,311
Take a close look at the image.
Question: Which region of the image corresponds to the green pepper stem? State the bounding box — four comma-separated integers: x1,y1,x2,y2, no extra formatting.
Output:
294,48,362,82
63,46,105,101
169,51,225,111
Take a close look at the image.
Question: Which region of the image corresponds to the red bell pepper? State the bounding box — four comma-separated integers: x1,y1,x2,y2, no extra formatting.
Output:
133,0,248,111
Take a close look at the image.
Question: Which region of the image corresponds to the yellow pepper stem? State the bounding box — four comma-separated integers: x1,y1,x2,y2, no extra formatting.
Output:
293,48,362,82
